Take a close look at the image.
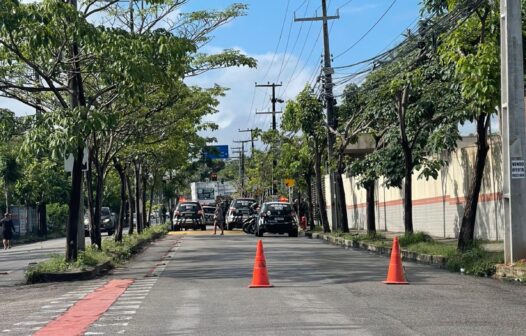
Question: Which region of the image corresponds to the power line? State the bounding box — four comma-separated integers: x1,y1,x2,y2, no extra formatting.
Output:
334,0,398,59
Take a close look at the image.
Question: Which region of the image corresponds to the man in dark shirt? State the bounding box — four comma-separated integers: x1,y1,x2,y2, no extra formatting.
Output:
1,213,15,250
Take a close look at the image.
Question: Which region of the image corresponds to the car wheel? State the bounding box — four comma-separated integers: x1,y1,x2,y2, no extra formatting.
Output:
107,230,114,236
256,230,264,237
288,230,298,237
84,230,90,237
201,225,206,231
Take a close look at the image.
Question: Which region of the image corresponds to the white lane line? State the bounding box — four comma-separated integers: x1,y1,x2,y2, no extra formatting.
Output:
102,311,137,315
13,321,48,326
109,305,141,310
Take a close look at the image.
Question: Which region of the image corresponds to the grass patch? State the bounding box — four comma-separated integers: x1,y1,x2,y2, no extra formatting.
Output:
446,247,504,277
398,232,432,247
405,242,457,257
25,224,169,283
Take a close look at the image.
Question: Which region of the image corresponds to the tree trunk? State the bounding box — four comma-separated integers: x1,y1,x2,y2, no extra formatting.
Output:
65,0,87,260
305,171,315,230
334,168,349,233
126,173,135,235
66,146,83,261
147,174,155,226
458,113,490,251
134,161,143,233
142,173,148,228
365,181,376,234
314,140,330,233
402,147,414,234
91,167,103,249
37,199,47,237
113,158,126,242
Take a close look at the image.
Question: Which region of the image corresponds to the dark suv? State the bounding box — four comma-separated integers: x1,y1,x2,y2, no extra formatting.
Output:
84,206,115,236
202,205,216,225
256,202,298,237
226,198,257,230
173,202,205,231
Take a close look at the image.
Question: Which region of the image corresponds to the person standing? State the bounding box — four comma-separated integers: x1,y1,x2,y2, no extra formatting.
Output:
1,213,15,250
213,199,225,236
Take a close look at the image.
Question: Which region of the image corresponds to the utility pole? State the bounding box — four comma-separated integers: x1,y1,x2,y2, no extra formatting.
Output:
501,0,526,263
233,140,251,196
295,0,340,231
256,82,284,196
232,146,247,197
239,128,257,152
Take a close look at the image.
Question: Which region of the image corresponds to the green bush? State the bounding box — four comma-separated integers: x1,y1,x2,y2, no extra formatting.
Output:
47,203,69,234
446,248,504,276
398,232,432,247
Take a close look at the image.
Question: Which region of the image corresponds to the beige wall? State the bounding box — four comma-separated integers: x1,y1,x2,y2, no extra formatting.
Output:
326,136,504,240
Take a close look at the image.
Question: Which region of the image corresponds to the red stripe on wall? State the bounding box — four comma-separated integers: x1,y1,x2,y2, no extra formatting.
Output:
341,192,502,210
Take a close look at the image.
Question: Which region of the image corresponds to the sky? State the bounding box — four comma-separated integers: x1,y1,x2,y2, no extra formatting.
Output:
183,0,421,155
1,0,423,156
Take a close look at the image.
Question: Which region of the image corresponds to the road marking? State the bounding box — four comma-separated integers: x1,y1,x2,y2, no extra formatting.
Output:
33,279,133,336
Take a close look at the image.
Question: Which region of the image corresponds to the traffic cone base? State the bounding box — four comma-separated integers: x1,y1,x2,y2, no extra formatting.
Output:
249,240,273,288
383,236,409,285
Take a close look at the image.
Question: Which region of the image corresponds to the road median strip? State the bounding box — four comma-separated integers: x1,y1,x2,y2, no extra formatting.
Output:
25,224,170,284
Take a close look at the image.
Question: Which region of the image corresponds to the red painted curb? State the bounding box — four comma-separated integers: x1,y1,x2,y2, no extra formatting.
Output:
34,279,134,336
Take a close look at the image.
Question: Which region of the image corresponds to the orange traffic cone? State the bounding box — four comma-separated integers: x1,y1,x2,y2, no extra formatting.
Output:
249,240,273,288
383,236,409,285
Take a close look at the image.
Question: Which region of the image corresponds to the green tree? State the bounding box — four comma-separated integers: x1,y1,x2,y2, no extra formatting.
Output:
423,0,500,250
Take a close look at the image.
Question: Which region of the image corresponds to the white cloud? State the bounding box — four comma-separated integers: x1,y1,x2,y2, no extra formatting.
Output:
185,48,315,152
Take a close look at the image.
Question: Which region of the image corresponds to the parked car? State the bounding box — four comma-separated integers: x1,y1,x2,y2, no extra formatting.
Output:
226,198,257,230
202,205,216,226
84,206,115,236
173,202,205,231
255,202,298,237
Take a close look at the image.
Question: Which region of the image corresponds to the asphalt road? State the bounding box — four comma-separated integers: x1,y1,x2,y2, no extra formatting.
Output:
0,231,525,335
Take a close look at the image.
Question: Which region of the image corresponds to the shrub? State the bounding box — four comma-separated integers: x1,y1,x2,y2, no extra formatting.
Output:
47,203,69,234
398,232,432,247
446,248,504,276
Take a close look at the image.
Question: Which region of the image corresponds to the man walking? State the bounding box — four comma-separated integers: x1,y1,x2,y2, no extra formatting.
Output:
213,198,225,236
0,213,15,250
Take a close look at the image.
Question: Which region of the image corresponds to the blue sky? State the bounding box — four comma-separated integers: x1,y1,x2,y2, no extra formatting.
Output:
183,0,422,154
1,0,423,155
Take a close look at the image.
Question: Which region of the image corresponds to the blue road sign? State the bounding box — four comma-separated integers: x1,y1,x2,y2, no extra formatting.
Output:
204,145,229,159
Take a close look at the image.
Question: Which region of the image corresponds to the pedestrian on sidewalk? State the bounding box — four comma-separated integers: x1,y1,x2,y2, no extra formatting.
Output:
0,213,15,250
213,198,225,236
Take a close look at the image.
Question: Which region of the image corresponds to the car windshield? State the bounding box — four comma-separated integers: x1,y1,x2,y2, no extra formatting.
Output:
233,199,256,209
265,204,292,216
101,208,111,216
203,207,215,214
178,204,199,212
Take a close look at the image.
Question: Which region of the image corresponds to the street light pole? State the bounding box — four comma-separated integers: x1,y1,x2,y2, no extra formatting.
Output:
501,0,526,263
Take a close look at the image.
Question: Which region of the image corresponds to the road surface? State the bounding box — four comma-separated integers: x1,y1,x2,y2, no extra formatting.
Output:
0,231,525,335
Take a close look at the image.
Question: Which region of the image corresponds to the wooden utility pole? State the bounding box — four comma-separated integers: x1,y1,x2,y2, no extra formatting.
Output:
233,140,251,195
256,82,283,196
239,128,257,152
501,0,526,263
295,0,340,231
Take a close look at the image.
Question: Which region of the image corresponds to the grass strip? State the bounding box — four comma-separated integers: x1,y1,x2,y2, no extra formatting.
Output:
25,224,169,283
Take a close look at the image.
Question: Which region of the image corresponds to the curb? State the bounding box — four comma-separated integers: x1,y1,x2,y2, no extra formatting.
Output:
27,261,114,284
306,232,447,268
